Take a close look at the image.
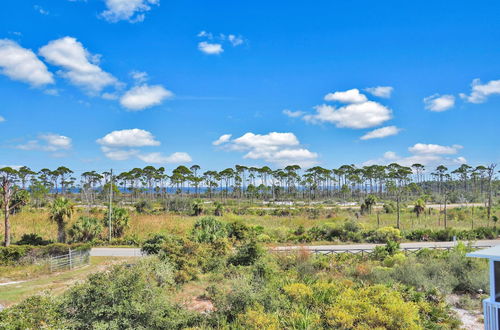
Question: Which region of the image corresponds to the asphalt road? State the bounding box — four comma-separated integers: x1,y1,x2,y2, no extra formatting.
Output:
90,239,500,257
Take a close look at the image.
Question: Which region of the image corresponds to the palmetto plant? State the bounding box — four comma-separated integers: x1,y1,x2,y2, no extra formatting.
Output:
49,197,74,243
413,198,426,218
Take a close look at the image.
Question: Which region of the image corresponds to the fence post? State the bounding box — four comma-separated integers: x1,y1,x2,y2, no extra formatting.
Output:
69,249,73,269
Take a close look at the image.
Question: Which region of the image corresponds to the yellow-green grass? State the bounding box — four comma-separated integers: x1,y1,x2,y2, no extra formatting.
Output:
0,256,132,306
1,207,496,244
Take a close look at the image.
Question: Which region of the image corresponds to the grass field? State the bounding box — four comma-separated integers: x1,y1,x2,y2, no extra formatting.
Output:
1,204,497,243
0,256,132,307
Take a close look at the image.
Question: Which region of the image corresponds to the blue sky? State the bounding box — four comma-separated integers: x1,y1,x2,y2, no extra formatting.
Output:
0,0,499,174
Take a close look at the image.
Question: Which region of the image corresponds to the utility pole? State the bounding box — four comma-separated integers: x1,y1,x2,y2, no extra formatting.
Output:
108,169,113,242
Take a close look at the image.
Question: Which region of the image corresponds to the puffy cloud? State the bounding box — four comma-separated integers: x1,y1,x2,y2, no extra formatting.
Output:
214,132,318,167
212,134,232,146
97,128,190,163
303,102,392,129
16,133,72,154
97,128,160,147
0,39,54,87
228,34,244,46
34,5,49,15
365,86,393,98
364,143,466,167
282,109,305,118
360,126,400,140
100,146,139,161
408,143,462,155
120,84,173,110
39,37,118,93
424,94,455,112
230,132,299,150
100,0,159,23
198,41,223,55
130,70,148,83
137,152,192,163
460,78,500,104
324,88,367,103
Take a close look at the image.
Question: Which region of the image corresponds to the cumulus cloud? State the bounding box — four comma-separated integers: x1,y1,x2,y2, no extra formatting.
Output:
228,34,244,46
460,78,500,104
360,126,400,140
324,88,367,103
303,102,392,129
408,143,462,155
213,132,318,167
365,86,393,98
363,143,466,167
120,84,173,110
16,133,72,155
39,37,118,94
100,146,139,161
0,39,54,87
97,128,190,163
283,109,305,118
97,128,160,147
198,41,223,55
130,70,148,83
212,134,232,146
137,152,192,163
424,94,455,112
34,5,49,15
100,0,159,23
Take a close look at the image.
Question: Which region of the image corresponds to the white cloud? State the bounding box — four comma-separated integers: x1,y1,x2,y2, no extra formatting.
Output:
365,86,393,98
408,143,462,155
424,94,455,112
34,5,49,15
0,116,5,122
100,0,159,23
97,128,160,147
197,31,213,39
231,132,299,150
138,151,192,163
363,143,466,167
324,88,367,104
215,132,318,167
212,134,232,146
120,84,173,110
198,41,223,55
100,146,139,161
460,78,500,104
130,70,148,83
16,133,72,153
0,39,54,87
228,34,244,46
39,37,118,94
283,109,305,118
303,102,392,129
360,126,400,140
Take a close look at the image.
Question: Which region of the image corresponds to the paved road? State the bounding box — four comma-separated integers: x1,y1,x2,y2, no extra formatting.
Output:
90,239,500,257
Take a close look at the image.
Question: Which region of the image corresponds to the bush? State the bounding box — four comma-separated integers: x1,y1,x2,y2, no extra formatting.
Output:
68,216,103,242
366,227,401,243
191,216,228,243
104,207,130,238
229,240,264,266
16,233,51,246
134,200,154,214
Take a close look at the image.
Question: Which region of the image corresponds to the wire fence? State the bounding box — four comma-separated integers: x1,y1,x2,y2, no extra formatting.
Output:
274,244,492,256
49,249,90,272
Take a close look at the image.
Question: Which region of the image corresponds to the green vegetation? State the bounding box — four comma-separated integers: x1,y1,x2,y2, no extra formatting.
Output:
1,222,485,328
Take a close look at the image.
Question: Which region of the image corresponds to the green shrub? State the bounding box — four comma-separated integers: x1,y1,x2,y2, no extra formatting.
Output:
191,216,228,243
68,216,103,242
229,240,264,266
16,233,51,246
